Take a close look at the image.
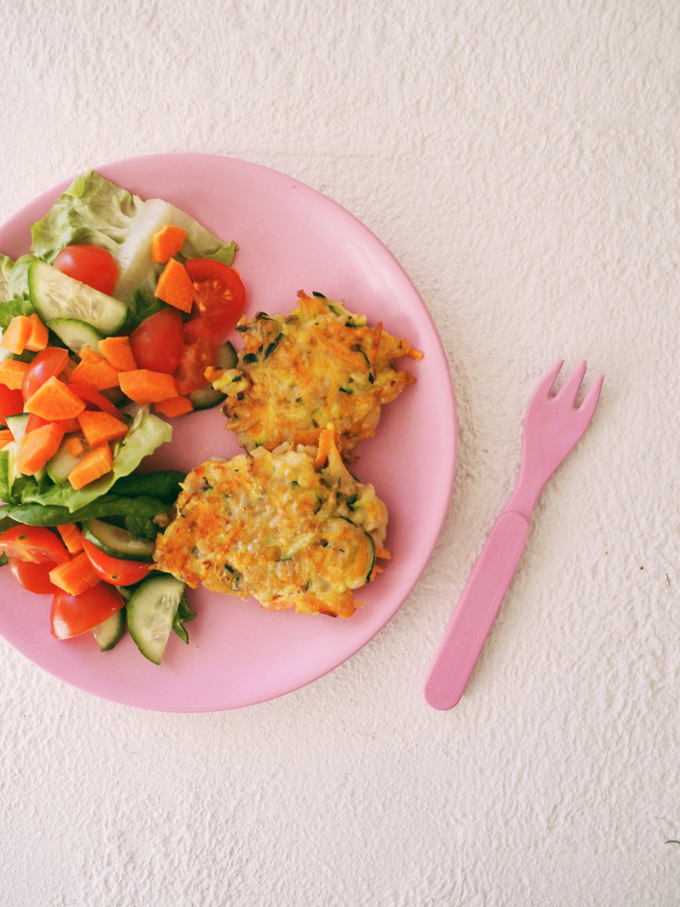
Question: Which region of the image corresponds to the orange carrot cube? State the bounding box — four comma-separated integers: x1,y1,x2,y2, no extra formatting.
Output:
154,258,194,313
68,443,113,490
154,395,194,419
151,225,187,263
25,376,86,420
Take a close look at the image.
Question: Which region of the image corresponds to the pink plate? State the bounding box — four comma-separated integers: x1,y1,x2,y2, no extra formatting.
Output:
0,154,456,711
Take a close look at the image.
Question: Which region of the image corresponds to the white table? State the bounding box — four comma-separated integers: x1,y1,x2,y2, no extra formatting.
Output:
1,1,678,904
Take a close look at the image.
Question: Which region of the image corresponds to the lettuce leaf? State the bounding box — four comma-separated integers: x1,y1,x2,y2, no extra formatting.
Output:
30,171,144,263
0,254,13,303
30,170,237,312
0,494,170,527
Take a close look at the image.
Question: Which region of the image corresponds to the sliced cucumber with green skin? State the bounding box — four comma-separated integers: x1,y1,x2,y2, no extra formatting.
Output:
92,608,126,652
5,414,30,445
83,518,156,562
186,383,225,411
216,341,237,370
186,341,237,410
46,433,85,484
365,532,375,582
127,574,185,665
46,318,104,354
28,260,127,336
5,415,46,484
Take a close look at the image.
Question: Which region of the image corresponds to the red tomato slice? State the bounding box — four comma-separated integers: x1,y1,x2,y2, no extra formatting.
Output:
129,307,184,374
51,583,125,639
173,318,217,395
67,384,127,421
0,525,69,565
53,245,118,296
8,556,59,594
22,347,70,403
0,383,24,426
82,537,153,586
185,258,245,343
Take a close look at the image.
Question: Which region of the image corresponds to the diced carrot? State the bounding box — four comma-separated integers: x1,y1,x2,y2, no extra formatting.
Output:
314,424,334,469
68,442,113,490
0,316,32,355
0,428,13,450
98,336,137,372
151,225,187,263
57,523,84,555
154,258,194,313
77,410,128,448
66,437,85,457
0,359,29,390
25,376,86,421
49,551,101,596
118,369,178,404
26,413,82,434
154,395,194,418
25,314,49,352
69,348,120,391
16,421,65,475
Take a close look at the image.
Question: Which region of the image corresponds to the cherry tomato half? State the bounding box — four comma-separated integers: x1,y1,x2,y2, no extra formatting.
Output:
22,347,69,403
51,583,124,639
8,556,59,594
173,318,217,395
54,245,118,296
129,307,185,374
0,383,24,426
82,537,153,586
185,258,245,343
0,525,69,565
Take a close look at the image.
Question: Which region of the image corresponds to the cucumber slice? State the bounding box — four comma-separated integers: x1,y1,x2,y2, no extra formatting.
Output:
185,342,237,410
28,260,127,335
92,608,126,652
45,434,85,484
127,574,185,665
5,414,30,445
216,341,237,369
83,518,155,561
5,414,46,485
365,532,375,582
186,383,225,411
46,318,104,354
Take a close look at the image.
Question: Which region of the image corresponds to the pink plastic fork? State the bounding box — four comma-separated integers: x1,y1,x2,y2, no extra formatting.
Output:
424,360,604,711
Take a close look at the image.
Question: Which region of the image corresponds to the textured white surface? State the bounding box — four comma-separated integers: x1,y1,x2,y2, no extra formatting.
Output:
1,0,679,904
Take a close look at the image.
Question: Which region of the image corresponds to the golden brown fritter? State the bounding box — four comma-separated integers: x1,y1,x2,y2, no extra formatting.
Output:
153,427,390,618
205,290,422,457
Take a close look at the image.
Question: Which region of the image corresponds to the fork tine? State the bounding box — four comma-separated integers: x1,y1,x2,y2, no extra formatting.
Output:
534,359,564,399
556,360,588,406
577,372,604,422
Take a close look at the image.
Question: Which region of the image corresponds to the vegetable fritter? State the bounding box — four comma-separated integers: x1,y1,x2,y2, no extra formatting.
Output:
205,290,422,457
152,426,390,618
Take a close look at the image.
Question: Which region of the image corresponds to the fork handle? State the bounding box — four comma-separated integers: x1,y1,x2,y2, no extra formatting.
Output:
424,510,531,710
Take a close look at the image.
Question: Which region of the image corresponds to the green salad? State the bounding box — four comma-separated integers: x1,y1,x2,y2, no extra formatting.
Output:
0,169,245,664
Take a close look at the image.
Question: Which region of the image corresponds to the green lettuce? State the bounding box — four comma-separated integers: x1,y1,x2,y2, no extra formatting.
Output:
30,170,237,319
0,494,170,527
0,253,13,302
0,296,35,330
30,171,145,263
19,406,172,513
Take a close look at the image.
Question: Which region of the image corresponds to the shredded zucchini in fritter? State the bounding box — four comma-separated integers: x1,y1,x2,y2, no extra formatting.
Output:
206,290,422,457
153,427,390,618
